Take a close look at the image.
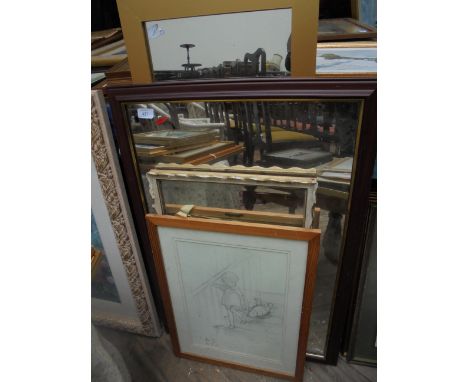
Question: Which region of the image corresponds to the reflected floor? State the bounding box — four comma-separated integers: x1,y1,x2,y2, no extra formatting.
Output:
308,209,341,355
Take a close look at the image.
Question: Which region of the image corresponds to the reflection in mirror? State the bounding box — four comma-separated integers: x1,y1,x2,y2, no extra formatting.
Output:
357,0,377,28
320,19,367,35
144,9,291,80
159,180,307,227
318,18,376,42
124,99,362,356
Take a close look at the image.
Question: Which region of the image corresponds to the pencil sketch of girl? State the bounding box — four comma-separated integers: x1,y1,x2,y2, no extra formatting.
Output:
214,272,247,328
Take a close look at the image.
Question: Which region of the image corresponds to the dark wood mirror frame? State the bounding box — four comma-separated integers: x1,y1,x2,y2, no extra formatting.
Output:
104,77,377,364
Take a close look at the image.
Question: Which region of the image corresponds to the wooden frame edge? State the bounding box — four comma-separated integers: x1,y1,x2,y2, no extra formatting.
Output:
146,214,320,241
321,83,377,364
146,218,182,352
294,233,321,379
103,78,377,102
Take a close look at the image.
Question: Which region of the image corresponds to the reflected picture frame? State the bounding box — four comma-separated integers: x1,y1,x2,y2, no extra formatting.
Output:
146,214,321,381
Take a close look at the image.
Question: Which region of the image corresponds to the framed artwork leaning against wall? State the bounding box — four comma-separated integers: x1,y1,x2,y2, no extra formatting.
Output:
91,90,162,336
145,215,321,381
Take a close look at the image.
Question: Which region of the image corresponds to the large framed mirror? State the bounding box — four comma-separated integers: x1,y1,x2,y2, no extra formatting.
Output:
105,78,376,363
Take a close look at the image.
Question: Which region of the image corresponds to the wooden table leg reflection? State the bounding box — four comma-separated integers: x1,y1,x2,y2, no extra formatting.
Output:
316,189,348,265
322,211,343,264
241,186,349,265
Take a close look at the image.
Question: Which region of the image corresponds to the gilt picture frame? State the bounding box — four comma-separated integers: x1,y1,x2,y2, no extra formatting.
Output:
91,90,162,336
115,0,319,82
146,215,321,381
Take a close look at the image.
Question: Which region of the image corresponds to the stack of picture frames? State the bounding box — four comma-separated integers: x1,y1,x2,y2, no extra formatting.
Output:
145,163,321,380
133,129,243,168
104,78,377,369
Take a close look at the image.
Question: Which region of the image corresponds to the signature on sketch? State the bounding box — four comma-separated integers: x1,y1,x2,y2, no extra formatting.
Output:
213,271,273,329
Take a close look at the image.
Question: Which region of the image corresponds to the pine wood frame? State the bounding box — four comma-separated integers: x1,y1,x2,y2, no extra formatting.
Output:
146,214,321,381
104,78,377,364
115,0,319,83
164,204,305,227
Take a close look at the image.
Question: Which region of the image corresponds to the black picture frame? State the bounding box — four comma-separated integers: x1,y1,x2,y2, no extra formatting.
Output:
343,189,377,366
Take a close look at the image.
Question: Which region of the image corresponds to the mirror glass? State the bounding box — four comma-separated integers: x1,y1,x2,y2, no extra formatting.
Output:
123,98,363,357
144,9,292,80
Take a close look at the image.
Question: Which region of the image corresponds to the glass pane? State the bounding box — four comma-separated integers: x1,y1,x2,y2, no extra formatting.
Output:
159,179,307,226
318,19,373,38
123,99,363,356
144,9,291,81
91,212,121,303
358,0,377,28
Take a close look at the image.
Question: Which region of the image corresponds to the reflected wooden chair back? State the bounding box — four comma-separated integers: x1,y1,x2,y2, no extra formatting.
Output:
226,101,325,165
204,101,359,167
205,101,256,165
205,102,229,141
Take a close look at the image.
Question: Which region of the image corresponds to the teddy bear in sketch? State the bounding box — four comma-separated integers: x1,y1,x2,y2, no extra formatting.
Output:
214,272,247,328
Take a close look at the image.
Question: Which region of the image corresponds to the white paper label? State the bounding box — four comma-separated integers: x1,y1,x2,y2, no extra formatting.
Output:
137,108,154,119
148,24,165,39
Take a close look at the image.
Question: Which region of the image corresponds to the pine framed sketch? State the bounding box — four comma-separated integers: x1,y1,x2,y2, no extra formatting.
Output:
146,215,321,381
